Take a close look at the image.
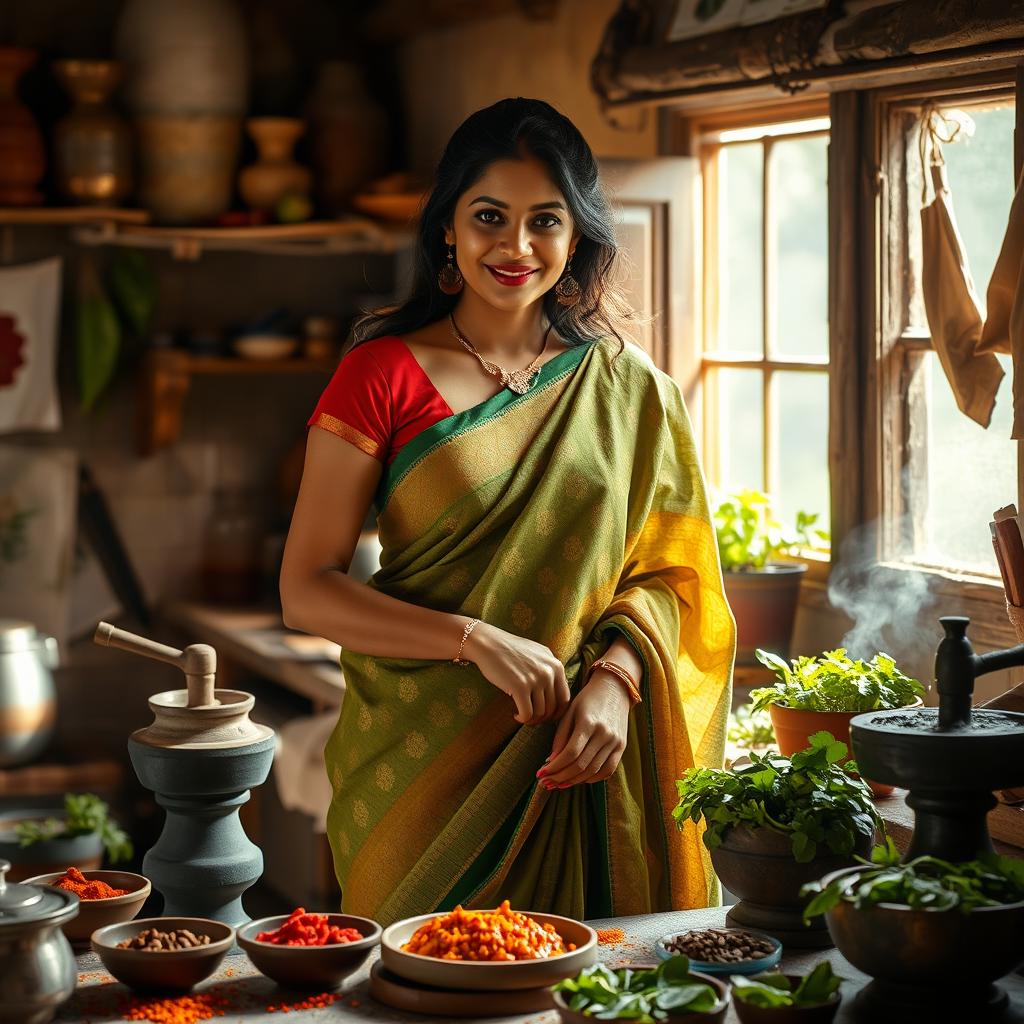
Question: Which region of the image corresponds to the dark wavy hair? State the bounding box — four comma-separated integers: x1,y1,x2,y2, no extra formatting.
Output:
352,97,637,353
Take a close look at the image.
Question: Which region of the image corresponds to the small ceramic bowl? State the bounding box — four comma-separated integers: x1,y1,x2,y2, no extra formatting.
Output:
553,969,730,1023
656,927,783,976
91,916,234,991
237,913,381,990
23,870,151,944
232,334,298,360
733,974,841,1024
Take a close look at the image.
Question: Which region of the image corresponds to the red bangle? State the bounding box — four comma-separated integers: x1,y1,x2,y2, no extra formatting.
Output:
589,658,642,705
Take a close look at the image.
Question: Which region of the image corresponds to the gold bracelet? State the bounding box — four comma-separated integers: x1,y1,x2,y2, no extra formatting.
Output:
453,618,480,666
589,658,642,706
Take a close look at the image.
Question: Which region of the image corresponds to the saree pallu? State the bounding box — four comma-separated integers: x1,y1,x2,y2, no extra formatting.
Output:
324,338,735,926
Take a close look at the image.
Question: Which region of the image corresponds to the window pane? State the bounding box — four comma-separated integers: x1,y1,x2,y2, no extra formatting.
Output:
712,368,764,494
771,135,828,360
717,143,763,355
941,103,1016,310
772,371,830,538
906,352,1014,573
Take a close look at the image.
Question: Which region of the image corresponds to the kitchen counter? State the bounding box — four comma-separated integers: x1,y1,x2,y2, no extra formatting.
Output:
60,905,1024,1022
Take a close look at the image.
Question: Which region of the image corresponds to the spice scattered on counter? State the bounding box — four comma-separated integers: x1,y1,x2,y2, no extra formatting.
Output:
662,927,775,963
597,927,625,945
255,907,364,946
266,992,342,1012
403,900,574,961
119,991,230,1023
116,927,212,951
54,866,128,900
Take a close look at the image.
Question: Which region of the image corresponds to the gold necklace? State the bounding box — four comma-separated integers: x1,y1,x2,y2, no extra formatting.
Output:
448,313,551,395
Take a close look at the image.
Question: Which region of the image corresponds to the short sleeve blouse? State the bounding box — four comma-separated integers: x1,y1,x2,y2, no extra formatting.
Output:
307,337,453,465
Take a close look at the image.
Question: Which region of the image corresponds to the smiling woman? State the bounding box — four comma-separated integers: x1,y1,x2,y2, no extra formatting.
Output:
280,97,736,926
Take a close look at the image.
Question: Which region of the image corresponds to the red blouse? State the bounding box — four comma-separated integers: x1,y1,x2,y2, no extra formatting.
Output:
307,337,453,465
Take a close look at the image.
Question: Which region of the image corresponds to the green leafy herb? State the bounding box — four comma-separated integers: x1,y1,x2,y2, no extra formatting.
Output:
15,793,133,865
714,490,829,571
673,732,880,863
750,648,925,714
801,840,1024,922
727,705,776,749
553,956,722,1022
733,963,842,1008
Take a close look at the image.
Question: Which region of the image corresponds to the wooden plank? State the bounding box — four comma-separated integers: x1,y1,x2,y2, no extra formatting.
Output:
0,206,148,225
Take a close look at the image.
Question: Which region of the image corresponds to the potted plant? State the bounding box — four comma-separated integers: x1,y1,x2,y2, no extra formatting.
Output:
749,648,926,796
714,491,827,667
0,792,132,881
673,732,880,949
801,839,1024,1016
726,705,776,764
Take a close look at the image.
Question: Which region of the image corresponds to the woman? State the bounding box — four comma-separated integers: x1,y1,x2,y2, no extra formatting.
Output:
279,97,735,926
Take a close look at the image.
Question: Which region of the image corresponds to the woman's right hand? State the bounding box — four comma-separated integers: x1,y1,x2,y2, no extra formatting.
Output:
463,621,571,726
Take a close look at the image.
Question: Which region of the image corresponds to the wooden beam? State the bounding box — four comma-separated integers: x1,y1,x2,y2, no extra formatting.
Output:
594,0,1024,105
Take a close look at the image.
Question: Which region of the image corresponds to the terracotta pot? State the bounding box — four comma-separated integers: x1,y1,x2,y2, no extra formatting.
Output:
238,117,311,212
116,0,248,116
136,115,241,224
306,61,387,214
768,698,924,798
724,564,806,667
53,60,133,205
0,47,45,206
711,824,872,950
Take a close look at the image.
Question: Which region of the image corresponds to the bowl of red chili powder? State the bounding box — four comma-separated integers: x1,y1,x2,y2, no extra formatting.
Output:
24,866,151,943
237,907,382,989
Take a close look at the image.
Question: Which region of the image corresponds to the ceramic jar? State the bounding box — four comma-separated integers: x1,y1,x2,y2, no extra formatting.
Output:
53,60,132,205
0,620,58,767
306,61,387,214
239,117,311,213
0,859,78,1024
0,48,45,206
116,0,247,224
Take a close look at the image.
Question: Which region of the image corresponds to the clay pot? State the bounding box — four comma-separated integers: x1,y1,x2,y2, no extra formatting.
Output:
724,565,806,667
135,115,241,224
711,824,872,950
115,0,248,116
0,47,45,206
306,61,387,214
768,698,924,798
238,117,311,213
53,61,132,205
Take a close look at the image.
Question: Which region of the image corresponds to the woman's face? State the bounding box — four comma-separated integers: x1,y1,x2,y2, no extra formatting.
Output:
445,155,580,312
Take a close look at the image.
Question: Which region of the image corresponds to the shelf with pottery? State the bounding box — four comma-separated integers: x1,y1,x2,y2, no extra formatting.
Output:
137,347,338,456
72,217,412,261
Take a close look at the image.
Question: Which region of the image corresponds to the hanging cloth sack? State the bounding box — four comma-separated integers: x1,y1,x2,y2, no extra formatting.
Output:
979,162,1024,438
920,118,1005,428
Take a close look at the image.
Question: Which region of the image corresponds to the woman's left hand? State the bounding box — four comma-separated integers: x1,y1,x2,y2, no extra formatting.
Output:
537,673,632,789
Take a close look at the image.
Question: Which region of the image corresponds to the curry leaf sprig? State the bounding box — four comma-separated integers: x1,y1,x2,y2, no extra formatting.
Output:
15,793,133,864
733,963,842,1009
673,732,880,863
553,957,722,1022
801,837,1024,922
750,648,925,714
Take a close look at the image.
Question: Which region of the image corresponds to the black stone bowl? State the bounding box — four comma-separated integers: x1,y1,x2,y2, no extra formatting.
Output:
822,866,1024,1015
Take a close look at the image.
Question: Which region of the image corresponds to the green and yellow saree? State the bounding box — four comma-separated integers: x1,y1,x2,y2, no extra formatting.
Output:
324,338,735,925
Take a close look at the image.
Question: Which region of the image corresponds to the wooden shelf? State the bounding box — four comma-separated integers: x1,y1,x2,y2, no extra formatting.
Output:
75,217,411,260
0,206,150,226
138,348,337,455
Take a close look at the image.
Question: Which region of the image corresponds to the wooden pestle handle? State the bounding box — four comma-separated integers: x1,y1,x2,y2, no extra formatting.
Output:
94,621,218,707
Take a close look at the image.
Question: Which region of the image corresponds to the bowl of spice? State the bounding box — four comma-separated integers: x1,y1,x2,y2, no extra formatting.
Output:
237,907,382,989
23,867,151,943
381,900,597,991
656,927,782,976
91,916,234,991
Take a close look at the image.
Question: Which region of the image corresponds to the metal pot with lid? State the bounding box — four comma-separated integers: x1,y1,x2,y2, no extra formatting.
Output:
0,857,78,1024
0,619,59,767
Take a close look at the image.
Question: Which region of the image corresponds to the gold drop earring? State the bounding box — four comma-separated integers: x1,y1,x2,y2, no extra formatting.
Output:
555,255,580,307
438,244,464,295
